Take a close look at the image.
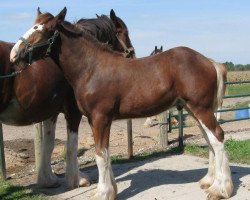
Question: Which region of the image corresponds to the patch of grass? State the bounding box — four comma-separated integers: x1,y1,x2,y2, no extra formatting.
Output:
227,84,250,96
232,101,250,109
109,139,250,165
225,139,250,164
184,144,209,157
185,139,250,164
0,179,47,200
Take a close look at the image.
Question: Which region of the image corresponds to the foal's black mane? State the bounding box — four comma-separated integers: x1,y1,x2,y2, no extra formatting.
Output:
76,15,116,45
59,20,122,56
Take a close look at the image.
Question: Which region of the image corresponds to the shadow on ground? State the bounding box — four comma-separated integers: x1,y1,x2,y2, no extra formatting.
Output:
25,153,250,199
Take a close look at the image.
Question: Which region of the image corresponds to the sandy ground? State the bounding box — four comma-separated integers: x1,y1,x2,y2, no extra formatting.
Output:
51,155,250,200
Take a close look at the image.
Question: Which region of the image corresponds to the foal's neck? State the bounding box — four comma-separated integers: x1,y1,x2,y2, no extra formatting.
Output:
58,32,122,86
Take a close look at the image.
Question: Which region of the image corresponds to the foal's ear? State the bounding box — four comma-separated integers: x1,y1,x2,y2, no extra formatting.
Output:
155,46,157,51
160,46,163,51
37,7,42,16
110,9,122,30
54,7,67,25
110,9,117,22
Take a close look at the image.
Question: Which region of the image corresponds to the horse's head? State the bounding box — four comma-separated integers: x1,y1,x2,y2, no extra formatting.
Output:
150,46,163,56
109,9,135,58
10,7,67,64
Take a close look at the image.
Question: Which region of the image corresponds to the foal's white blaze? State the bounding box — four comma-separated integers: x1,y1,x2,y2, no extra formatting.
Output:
10,24,44,62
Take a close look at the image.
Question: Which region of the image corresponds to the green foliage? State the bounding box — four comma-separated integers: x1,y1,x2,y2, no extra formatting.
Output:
184,144,209,157
0,179,47,200
225,139,250,164
224,61,250,71
227,84,250,96
185,139,250,164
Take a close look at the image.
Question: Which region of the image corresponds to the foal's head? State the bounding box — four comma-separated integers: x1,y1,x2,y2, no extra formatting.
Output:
77,9,135,58
150,46,163,56
109,9,135,58
10,8,67,64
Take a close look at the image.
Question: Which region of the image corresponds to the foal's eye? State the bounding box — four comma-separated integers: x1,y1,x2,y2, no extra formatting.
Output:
34,26,38,29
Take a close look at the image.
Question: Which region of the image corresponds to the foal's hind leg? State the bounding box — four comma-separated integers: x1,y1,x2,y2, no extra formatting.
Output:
89,113,117,200
199,147,215,189
193,109,233,199
37,116,59,188
197,124,215,189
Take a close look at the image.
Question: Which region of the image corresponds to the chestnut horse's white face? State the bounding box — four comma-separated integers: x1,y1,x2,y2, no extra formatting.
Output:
10,24,44,62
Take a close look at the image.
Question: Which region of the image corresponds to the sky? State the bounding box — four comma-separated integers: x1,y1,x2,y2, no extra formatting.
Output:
0,0,249,64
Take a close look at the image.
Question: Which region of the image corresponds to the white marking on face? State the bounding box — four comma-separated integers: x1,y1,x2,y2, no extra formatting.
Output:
10,24,44,62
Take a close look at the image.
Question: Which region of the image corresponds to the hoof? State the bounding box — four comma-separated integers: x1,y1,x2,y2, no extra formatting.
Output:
37,178,60,188
90,192,115,200
79,172,91,187
199,176,213,190
206,193,221,200
206,180,233,200
200,183,211,190
37,172,60,188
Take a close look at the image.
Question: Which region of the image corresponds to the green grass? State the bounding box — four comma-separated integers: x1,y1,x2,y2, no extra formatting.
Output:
227,84,250,96
0,179,47,200
185,139,250,165
225,139,250,164
232,100,250,109
110,139,250,165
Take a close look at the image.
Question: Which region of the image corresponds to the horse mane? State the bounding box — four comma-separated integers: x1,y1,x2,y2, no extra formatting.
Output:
76,15,116,44
59,20,123,56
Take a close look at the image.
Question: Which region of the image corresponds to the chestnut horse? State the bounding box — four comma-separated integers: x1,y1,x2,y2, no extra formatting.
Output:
1,8,134,189
144,45,164,127
11,8,233,200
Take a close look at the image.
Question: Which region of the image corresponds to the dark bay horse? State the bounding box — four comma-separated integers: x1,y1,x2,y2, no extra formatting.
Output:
11,8,233,200
1,8,135,189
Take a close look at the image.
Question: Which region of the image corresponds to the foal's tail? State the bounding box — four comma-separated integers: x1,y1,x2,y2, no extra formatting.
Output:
209,59,227,112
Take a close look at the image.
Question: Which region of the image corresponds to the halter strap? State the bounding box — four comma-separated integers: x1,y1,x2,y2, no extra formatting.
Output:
1,31,60,79
15,30,59,65
116,34,135,58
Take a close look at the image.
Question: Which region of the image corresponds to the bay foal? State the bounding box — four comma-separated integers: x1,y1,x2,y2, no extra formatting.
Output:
11,8,233,200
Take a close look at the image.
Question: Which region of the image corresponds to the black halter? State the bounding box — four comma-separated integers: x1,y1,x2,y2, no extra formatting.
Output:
15,30,60,65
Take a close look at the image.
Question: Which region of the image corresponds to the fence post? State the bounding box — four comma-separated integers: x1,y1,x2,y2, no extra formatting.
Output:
159,111,168,148
178,109,184,150
34,123,43,171
0,123,6,179
127,119,133,159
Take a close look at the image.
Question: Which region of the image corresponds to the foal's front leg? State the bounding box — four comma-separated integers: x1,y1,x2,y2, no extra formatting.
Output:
65,126,90,188
90,114,117,200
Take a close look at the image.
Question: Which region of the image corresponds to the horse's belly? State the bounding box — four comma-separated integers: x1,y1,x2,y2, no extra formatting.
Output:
0,94,63,126
0,98,28,125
